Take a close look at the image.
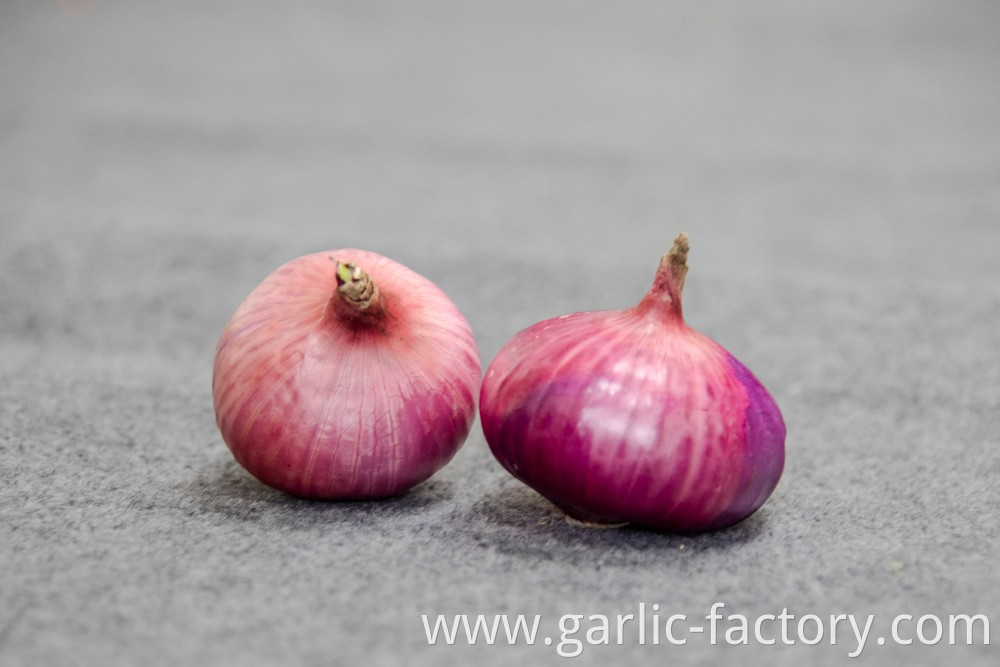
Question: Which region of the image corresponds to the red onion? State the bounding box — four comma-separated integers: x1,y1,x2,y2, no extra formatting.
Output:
480,234,785,531
212,249,481,499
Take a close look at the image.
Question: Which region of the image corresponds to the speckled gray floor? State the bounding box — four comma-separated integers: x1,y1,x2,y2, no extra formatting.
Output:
2,1,998,665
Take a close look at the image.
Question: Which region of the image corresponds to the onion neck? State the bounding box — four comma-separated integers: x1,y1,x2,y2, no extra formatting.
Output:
638,232,688,321
329,260,387,324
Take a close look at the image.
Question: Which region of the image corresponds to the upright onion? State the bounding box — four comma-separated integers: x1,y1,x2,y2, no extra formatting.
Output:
212,249,481,499
480,234,785,531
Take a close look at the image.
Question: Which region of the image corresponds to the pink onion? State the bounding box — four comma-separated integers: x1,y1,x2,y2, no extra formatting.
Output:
480,234,785,531
212,249,481,499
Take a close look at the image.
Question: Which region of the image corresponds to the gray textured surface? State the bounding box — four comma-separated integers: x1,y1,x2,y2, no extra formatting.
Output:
2,1,999,665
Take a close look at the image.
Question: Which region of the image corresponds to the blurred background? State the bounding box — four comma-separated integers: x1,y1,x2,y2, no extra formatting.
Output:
1,1,998,665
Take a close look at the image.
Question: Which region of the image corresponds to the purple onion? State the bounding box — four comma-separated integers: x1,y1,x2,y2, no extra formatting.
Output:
213,249,481,499
480,234,785,531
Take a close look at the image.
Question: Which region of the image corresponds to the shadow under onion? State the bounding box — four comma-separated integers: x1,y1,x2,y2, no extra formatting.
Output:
185,457,454,529
471,483,769,561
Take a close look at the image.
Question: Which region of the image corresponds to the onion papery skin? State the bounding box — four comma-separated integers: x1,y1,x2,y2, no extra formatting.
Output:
212,249,481,499
479,238,785,532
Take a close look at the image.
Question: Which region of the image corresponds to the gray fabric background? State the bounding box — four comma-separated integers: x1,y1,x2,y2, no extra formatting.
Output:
1,1,998,665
